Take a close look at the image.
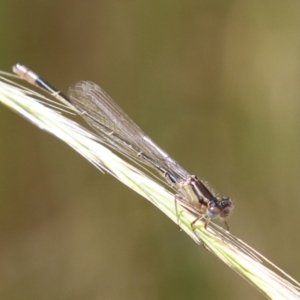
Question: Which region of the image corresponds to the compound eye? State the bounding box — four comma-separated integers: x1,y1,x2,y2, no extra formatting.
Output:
222,209,230,217
206,206,220,219
218,197,234,219
220,207,233,219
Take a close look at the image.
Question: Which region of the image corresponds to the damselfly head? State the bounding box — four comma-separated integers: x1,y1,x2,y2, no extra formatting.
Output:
206,196,234,220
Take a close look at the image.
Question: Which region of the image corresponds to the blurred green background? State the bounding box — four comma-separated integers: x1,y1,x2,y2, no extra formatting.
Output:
0,1,300,299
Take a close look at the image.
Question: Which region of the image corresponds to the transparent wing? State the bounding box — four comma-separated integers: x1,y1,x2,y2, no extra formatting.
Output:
68,81,189,182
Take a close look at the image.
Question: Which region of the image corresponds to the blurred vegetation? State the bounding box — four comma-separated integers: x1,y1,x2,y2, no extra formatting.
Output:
0,1,300,299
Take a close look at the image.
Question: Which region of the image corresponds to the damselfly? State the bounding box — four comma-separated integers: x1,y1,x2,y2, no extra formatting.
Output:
13,64,234,231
